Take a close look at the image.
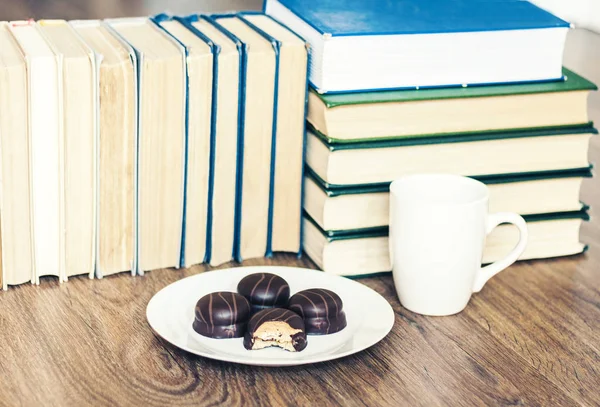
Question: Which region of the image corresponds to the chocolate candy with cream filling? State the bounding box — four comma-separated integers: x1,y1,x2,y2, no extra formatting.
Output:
288,288,347,335
243,308,307,352
192,292,251,338
237,273,290,312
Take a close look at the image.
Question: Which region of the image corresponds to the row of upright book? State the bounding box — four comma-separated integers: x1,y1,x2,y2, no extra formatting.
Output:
264,0,598,276
0,13,308,289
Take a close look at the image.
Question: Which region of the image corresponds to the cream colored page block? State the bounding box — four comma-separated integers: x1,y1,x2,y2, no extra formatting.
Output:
75,24,136,276
191,20,239,267
207,52,238,267
270,43,307,253
160,20,213,267
62,55,95,277
41,22,95,278
183,54,213,266
0,24,34,286
112,21,185,271
138,59,185,270
10,23,61,281
217,17,275,260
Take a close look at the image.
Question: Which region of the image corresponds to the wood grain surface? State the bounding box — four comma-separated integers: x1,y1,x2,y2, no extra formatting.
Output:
0,2,599,406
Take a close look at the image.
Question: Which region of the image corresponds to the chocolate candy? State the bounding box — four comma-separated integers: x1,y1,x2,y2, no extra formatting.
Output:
243,308,307,352
288,288,347,335
192,292,251,339
237,273,290,312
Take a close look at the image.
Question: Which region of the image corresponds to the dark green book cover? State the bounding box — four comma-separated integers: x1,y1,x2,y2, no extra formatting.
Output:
314,68,598,108
308,122,598,149
305,166,595,196
304,209,591,241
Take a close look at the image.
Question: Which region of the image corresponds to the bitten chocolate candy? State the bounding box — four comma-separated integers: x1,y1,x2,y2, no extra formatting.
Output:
243,308,307,352
288,288,347,335
192,292,251,339
237,273,290,312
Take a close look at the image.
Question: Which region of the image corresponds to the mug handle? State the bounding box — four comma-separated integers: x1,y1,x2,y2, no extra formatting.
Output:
472,212,528,293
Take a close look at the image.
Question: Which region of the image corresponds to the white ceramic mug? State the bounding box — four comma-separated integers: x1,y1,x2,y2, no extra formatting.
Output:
389,174,528,316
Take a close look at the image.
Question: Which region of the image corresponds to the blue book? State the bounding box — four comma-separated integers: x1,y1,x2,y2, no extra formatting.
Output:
151,14,217,269
181,15,242,267
237,12,309,257
265,0,571,93
210,14,278,263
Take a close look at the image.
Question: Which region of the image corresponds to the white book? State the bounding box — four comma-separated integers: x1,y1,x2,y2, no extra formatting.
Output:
9,21,64,284
0,22,34,289
39,20,96,280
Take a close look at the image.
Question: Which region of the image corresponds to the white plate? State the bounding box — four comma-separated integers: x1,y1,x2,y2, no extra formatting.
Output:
147,266,395,366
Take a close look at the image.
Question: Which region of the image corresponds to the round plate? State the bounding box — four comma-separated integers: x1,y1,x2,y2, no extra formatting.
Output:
147,266,395,366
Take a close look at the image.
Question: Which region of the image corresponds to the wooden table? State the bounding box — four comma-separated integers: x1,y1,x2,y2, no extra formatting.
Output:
1,2,599,405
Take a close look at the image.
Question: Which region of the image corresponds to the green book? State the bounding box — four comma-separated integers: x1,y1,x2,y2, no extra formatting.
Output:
304,165,593,232
302,210,590,277
306,123,597,185
307,67,598,143
306,165,594,193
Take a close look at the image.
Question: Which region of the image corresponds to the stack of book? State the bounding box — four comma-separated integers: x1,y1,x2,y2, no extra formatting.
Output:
0,14,308,289
266,0,598,276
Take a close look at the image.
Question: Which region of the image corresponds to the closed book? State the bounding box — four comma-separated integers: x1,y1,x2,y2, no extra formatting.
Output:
184,15,240,267
304,167,593,231
211,15,277,262
152,14,215,268
238,12,308,256
0,22,34,288
9,21,63,283
308,68,597,142
107,18,186,275
73,20,137,278
307,124,596,185
265,0,570,93
39,19,96,280
303,211,590,277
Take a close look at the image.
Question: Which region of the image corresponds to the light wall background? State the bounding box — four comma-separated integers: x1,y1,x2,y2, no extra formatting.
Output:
532,0,600,32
